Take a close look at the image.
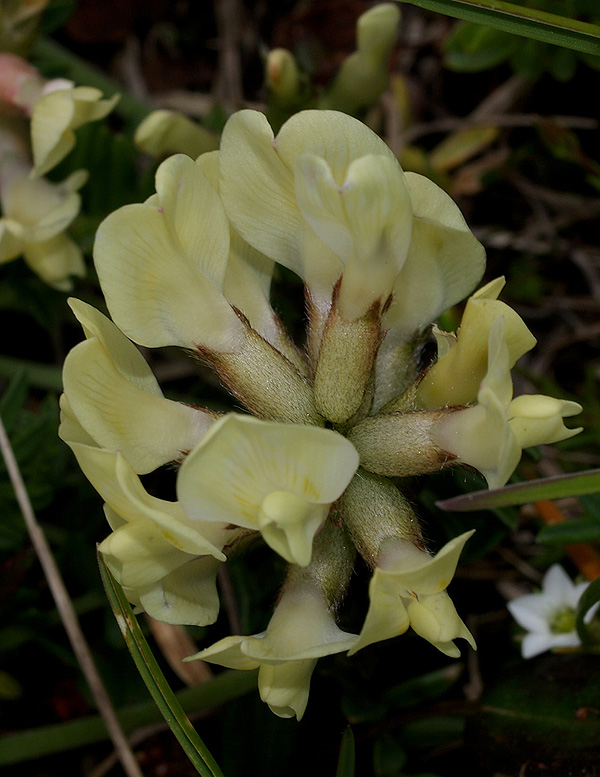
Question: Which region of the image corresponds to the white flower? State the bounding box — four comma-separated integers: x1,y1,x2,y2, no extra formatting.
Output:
507,564,596,658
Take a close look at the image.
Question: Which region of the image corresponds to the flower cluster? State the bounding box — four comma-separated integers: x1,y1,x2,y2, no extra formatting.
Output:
0,52,117,288
60,108,582,719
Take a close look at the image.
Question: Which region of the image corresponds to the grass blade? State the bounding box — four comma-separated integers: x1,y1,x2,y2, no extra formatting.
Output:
98,553,225,777
400,0,600,56
335,727,355,777
437,469,600,511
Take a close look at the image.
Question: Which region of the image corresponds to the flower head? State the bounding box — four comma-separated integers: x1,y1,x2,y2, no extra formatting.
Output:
507,565,596,658
60,108,582,720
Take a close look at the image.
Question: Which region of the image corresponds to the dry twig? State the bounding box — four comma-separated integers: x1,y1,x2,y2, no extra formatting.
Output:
0,414,144,777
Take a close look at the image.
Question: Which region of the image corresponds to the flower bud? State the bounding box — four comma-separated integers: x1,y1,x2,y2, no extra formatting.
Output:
266,48,301,104
134,109,219,159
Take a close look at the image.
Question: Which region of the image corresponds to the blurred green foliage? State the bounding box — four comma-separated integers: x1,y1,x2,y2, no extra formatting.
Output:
444,0,600,78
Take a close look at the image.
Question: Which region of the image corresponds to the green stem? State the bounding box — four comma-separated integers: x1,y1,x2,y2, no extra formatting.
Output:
30,37,152,128
400,0,600,55
0,668,258,766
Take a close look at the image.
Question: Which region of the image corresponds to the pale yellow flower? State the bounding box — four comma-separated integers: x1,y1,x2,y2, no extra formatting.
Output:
350,531,475,657
432,317,582,488
0,155,86,289
31,85,119,176
186,582,358,720
416,277,537,409
177,414,359,566
135,109,219,159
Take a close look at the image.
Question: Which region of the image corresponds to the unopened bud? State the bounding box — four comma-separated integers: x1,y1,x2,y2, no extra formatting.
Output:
266,48,300,104
314,292,383,425
135,110,219,159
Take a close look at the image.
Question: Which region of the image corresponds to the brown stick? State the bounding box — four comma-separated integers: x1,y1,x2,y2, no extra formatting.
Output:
0,414,144,777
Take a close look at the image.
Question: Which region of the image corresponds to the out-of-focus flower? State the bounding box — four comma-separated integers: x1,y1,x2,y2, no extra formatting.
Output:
134,109,219,159
31,85,119,176
0,155,86,288
0,0,49,55
508,565,597,658
266,49,302,106
320,4,401,114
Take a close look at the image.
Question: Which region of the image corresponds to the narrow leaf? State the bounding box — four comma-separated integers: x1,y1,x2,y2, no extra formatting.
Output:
400,0,600,56
437,470,600,512
98,553,225,777
335,727,356,777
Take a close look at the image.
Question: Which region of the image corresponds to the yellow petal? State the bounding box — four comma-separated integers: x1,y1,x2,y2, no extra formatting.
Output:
379,531,475,596
258,491,328,566
509,395,582,448
69,444,227,559
134,109,218,158
219,109,389,297
63,337,213,472
154,154,230,285
295,153,412,321
258,660,317,720
99,520,194,588
407,592,475,656
31,87,119,176
177,414,359,554
418,299,536,409
67,299,163,394
23,233,84,290
383,172,486,340
348,567,411,655
137,556,221,626
94,200,243,350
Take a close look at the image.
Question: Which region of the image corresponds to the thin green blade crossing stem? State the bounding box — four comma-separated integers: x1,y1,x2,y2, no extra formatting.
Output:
400,0,600,55
437,469,600,512
98,553,226,777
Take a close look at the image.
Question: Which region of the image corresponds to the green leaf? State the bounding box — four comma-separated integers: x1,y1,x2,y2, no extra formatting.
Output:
373,733,407,776
430,125,500,171
98,553,226,777
400,0,600,55
385,663,463,709
576,577,600,646
437,469,600,511
538,519,600,545
471,654,600,771
444,23,516,71
335,727,356,777
0,371,28,435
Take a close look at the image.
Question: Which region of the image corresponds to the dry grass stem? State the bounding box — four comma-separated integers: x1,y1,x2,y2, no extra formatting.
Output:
0,414,145,777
